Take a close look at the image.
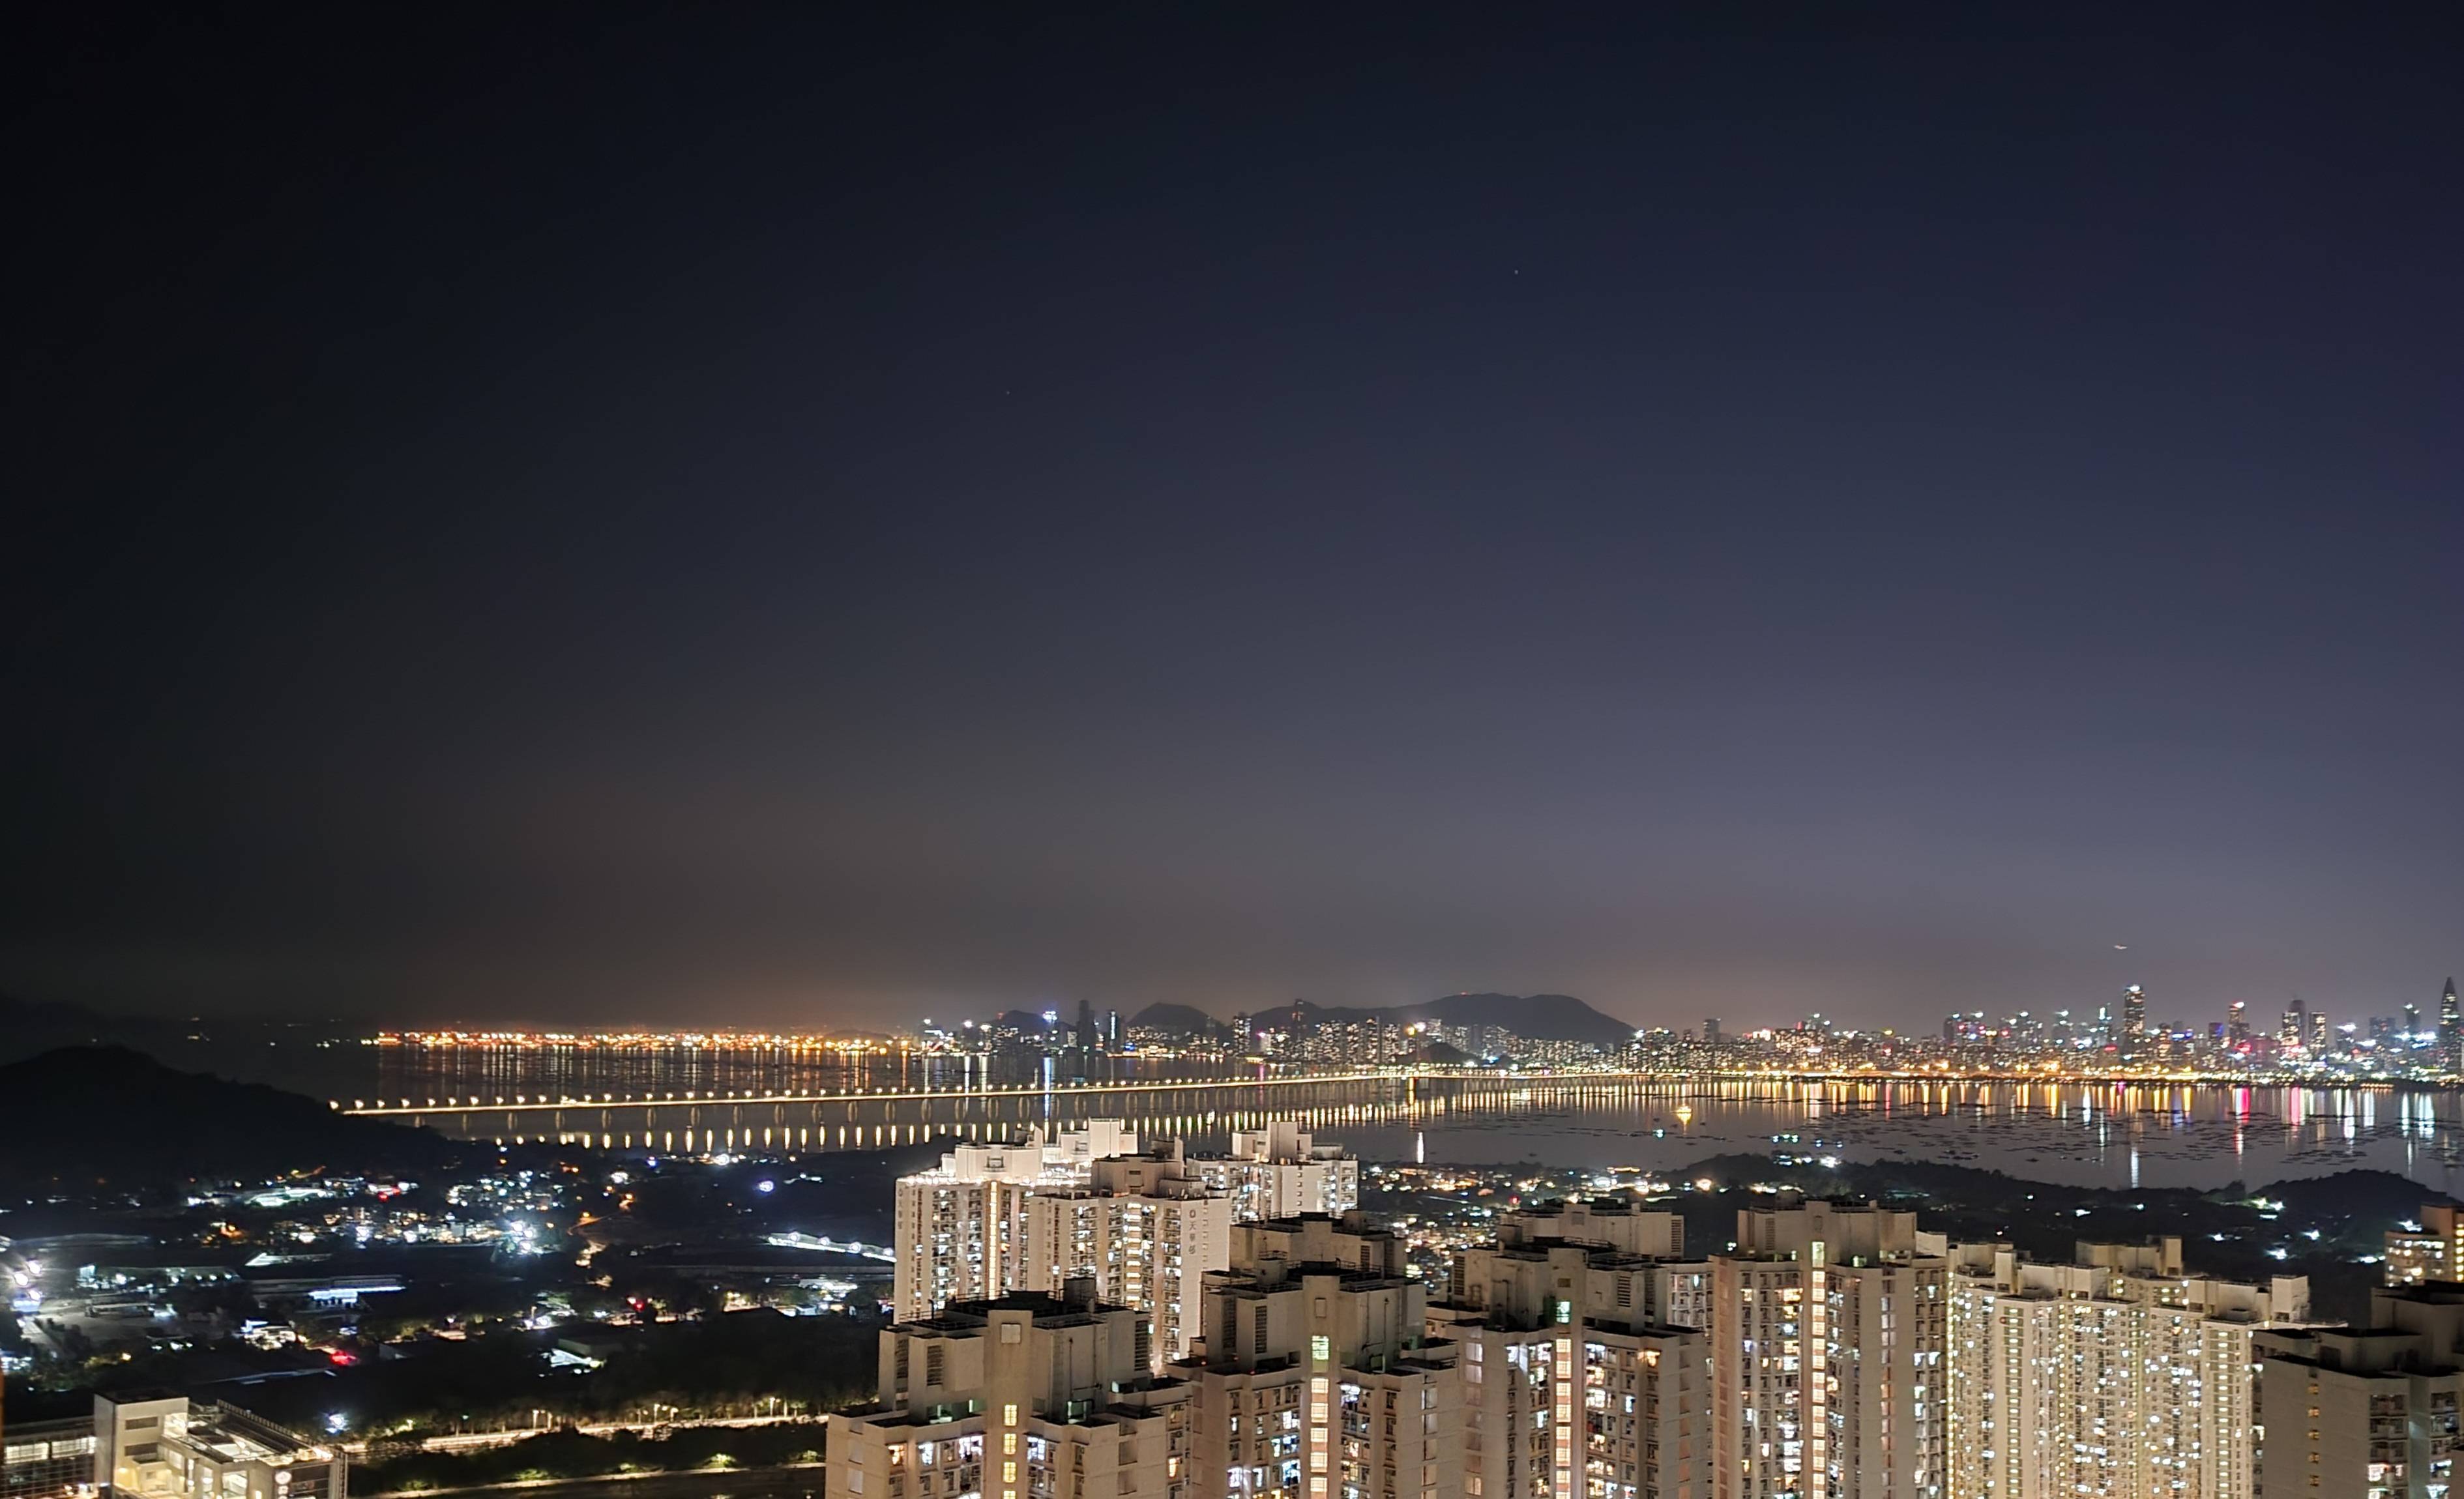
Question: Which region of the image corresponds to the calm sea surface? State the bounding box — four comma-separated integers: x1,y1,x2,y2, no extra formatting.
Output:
324,1045,2464,1191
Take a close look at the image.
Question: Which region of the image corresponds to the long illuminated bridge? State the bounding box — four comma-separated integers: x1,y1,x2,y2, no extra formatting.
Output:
328,1065,2379,1158
337,1068,1402,1116
329,1068,1718,1152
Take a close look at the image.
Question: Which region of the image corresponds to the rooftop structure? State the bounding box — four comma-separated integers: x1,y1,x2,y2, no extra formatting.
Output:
827,1282,1192,1499
95,1393,342,1499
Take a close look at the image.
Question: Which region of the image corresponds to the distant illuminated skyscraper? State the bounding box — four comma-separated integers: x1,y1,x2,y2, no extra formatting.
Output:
2444,978,2461,1066
2226,1001,2248,1045
2120,985,2147,1056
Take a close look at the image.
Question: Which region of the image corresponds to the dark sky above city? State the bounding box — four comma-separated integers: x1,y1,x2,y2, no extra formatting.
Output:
7,5,2459,1034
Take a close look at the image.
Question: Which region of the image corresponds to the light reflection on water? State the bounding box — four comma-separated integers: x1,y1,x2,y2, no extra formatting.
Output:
363,1048,2464,1189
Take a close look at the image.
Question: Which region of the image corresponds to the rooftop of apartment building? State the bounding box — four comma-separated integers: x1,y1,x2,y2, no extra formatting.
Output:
1065,1142,1221,1199
1206,1262,1416,1298
1946,1236,2310,1320
2252,1280,2464,1377
1464,1238,1694,1272
1496,1198,1686,1257
2259,1325,2461,1378
902,1122,1143,1182
1501,1197,1671,1225
1225,1121,1348,1162
1950,1237,2188,1272
849,1284,1188,1432
840,1388,1188,1435
897,1281,1134,1334
1224,1212,1409,1281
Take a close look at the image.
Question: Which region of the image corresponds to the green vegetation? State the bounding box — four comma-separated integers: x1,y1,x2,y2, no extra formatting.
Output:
20,1309,881,1440
0,1046,472,1191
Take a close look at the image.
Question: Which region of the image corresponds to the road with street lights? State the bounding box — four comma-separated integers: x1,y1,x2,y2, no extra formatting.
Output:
375,1464,823,1499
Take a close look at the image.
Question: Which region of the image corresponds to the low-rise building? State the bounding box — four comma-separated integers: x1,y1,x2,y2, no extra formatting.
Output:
94,1393,342,1499
3,1418,96,1499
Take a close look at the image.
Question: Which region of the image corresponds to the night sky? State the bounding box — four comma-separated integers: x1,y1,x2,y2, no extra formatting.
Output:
8,6,2459,1032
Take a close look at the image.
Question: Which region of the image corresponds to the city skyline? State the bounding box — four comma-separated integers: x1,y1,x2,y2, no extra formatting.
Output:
37,973,2464,1053
8,8,2461,1036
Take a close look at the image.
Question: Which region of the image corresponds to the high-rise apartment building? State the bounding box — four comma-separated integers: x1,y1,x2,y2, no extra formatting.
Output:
1430,1208,1708,1499
1024,1143,1237,1367
827,1282,1192,1499
897,1120,1357,1345
2255,1283,2464,1497
1944,1238,2306,1499
1712,1201,1948,1499
894,1122,1140,1323
1188,1124,1360,1221
1173,1215,1460,1499
2386,1206,2464,1287
1482,1199,1711,1333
